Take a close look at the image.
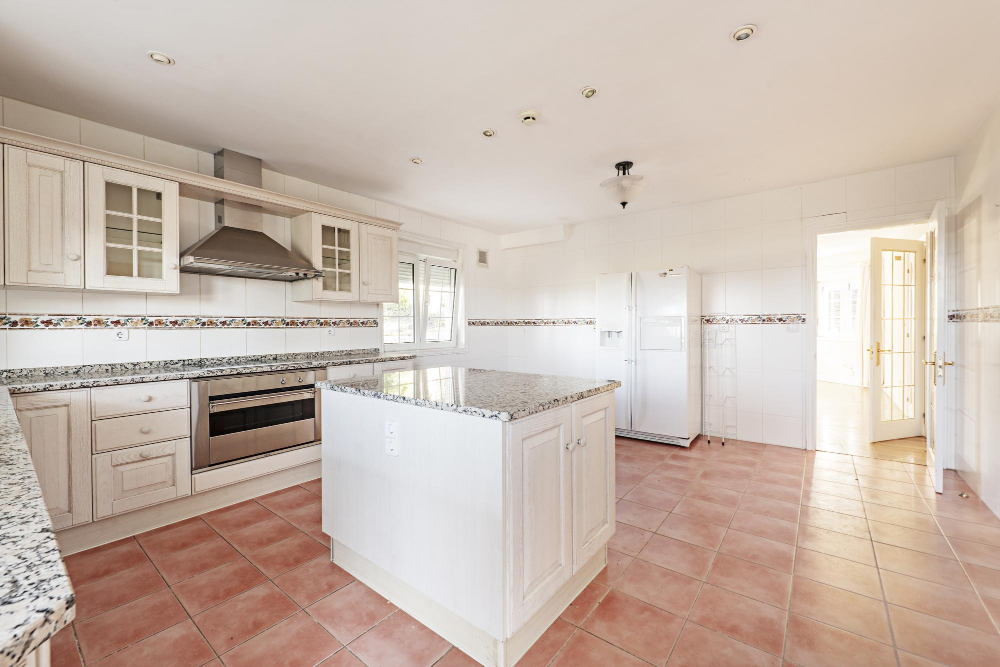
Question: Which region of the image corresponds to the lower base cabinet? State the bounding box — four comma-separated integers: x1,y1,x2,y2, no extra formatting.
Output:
93,438,191,519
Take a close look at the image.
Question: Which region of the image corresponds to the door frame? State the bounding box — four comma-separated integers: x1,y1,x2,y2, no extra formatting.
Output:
804,208,949,452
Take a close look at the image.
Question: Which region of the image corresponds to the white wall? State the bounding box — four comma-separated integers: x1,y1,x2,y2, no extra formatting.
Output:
0,96,506,369
952,103,1000,515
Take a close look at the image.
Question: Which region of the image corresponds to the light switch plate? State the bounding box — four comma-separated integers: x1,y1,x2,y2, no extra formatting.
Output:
384,418,399,456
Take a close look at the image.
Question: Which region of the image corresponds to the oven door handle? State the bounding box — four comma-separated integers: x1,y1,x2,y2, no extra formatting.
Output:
209,390,316,413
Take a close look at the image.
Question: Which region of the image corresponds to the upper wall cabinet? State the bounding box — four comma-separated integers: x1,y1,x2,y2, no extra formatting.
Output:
290,212,359,302
4,146,84,288
359,223,398,303
85,164,180,293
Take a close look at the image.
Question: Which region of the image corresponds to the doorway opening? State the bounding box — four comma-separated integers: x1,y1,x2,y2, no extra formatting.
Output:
815,221,932,464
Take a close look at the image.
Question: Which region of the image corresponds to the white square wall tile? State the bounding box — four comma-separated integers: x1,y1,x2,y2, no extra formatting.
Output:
318,186,350,209
147,273,201,316
802,177,847,218
633,242,662,271
692,200,726,233
0,332,7,369
737,412,763,443
143,137,199,172
702,273,727,313
662,206,693,237
608,243,634,273
7,289,83,315
726,270,762,314
2,98,80,143
661,234,692,270
725,225,762,272
762,415,803,448
725,193,762,229
146,329,200,361
846,168,895,212
420,215,443,238
762,325,803,371
83,329,147,364
895,158,953,205
200,329,246,357
633,210,662,240
761,220,804,269
762,186,801,223
736,367,763,414
350,327,381,350
692,231,726,274
761,267,803,313
178,196,203,253
320,327,352,352
80,120,144,159
261,169,285,194
348,194,377,216
735,324,762,370
200,276,247,316
82,291,146,315
245,280,286,317
762,369,802,418
8,330,83,368
284,176,319,201
285,328,322,353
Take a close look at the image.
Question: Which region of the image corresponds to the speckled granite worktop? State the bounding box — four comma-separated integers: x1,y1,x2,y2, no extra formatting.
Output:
317,366,620,421
0,349,416,394
0,387,75,666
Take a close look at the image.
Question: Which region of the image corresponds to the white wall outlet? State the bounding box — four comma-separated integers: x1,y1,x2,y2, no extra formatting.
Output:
384,418,399,456
325,328,337,337
113,329,129,341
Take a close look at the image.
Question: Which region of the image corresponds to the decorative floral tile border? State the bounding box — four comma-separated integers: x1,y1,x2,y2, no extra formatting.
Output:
702,314,807,325
948,307,1000,322
0,315,379,329
467,318,596,327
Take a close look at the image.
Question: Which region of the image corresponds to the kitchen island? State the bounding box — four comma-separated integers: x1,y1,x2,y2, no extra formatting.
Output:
318,367,619,667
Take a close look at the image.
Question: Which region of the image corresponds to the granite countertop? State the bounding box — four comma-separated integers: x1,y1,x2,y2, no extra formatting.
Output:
0,349,416,394
0,388,75,666
317,366,621,421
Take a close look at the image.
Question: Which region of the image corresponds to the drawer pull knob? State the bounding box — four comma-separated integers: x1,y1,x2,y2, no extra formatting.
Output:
65,253,80,261
139,395,152,402
297,376,303,382
139,450,151,459
140,426,152,434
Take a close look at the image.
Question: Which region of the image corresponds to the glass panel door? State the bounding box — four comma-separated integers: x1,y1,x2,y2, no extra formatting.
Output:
320,223,352,293
103,181,164,278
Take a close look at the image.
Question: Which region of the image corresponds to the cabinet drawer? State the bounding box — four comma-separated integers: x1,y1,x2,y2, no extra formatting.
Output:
93,408,190,453
93,438,191,519
326,363,374,381
92,380,189,419
373,360,413,375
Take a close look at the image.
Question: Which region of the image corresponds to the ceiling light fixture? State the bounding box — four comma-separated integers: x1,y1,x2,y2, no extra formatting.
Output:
730,24,756,42
600,161,646,209
147,51,175,65
518,110,538,125
580,86,598,99
410,157,423,165
482,128,496,138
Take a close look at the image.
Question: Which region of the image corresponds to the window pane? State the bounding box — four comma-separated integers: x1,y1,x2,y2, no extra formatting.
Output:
321,225,338,247
106,214,133,245
136,188,162,218
106,246,133,276
106,182,132,214
137,219,163,249
137,250,162,279
384,261,416,345
425,264,457,342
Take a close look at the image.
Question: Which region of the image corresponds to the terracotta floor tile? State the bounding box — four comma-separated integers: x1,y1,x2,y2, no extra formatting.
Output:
880,569,996,634
639,470,693,495
319,648,366,666
864,503,939,532
739,493,800,523
965,562,1000,599
607,521,653,556
49,626,81,667
666,622,780,667
307,581,397,644
751,470,803,490
193,582,298,653
74,560,166,622
247,532,328,578
171,557,267,615
560,580,609,625
621,485,682,512
869,520,954,559
223,611,341,667
282,501,327,544
135,517,218,561
696,469,751,493
861,488,932,514
657,462,704,481
673,496,736,527
798,506,870,539
617,452,666,474
580,589,683,664
274,555,355,607
888,604,1000,667
729,509,798,545
549,629,648,667
515,618,574,667
64,538,149,587
223,516,301,555
797,524,875,566
433,647,481,667
616,480,636,499
789,576,892,644
859,475,922,496
938,516,1000,547
801,491,867,519
897,651,946,667
685,482,744,507
855,464,913,482
873,542,974,590
299,478,322,496
617,465,648,487
75,588,187,663
745,480,803,504
806,468,862,486
256,486,322,516
348,611,450,667
202,500,276,535
615,499,668,531
982,595,1000,626
784,612,896,667
689,584,787,655
801,479,862,501
951,537,1000,570
90,620,215,667
637,534,716,580
707,553,792,608
153,534,240,584
719,529,795,573
929,501,1000,527
656,513,727,550
615,558,703,617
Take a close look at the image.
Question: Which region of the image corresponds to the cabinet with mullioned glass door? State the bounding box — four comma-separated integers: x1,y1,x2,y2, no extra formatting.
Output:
84,164,180,293
290,212,360,301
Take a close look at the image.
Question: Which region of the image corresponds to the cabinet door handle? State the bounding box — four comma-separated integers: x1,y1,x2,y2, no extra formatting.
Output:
65,253,80,261
169,263,179,270
139,395,152,402
140,426,152,434
577,437,587,448
566,440,577,452
362,281,369,286
139,450,152,459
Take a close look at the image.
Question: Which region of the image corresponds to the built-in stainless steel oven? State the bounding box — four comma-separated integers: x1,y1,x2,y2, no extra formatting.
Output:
191,369,324,471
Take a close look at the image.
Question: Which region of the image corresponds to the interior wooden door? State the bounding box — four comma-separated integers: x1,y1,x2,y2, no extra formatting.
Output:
869,238,926,442
571,393,614,572
925,202,953,493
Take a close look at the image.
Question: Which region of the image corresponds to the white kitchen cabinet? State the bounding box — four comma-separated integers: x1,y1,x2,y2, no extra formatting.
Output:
14,390,92,530
93,437,191,519
85,164,179,293
570,393,615,571
4,146,84,288
359,223,398,302
290,212,359,302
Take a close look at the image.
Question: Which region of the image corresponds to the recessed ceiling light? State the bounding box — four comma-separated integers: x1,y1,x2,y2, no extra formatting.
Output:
518,110,538,125
410,157,423,165
580,86,598,99
730,24,756,42
482,128,496,138
147,51,175,66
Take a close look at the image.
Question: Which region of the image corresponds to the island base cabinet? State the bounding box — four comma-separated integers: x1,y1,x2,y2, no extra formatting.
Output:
14,390,92,530
570,393,615,572
93,438,191,519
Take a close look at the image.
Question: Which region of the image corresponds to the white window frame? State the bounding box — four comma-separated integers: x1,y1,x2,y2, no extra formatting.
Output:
384,250,464,353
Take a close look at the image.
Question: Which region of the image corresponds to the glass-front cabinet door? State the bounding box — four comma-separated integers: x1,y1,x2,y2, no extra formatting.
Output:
290,213,358,301
85,165,179,293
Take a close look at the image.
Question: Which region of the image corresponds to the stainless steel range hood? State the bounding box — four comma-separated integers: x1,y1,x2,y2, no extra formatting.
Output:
180,150,321,281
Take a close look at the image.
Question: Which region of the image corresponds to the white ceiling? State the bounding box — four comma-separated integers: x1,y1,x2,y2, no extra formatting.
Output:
2,1,999,233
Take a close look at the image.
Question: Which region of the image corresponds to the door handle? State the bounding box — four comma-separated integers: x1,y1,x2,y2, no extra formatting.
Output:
940,353,955,385
867,341,892,366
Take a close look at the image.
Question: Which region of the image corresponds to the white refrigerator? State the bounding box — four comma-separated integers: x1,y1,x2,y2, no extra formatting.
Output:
595,268,701,446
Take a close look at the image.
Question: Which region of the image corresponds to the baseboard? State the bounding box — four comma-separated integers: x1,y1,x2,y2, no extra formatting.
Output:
616,428,692,447
57,461,320,555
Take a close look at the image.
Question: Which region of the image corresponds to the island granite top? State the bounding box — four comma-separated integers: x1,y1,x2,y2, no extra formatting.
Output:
317,366,621,421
